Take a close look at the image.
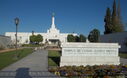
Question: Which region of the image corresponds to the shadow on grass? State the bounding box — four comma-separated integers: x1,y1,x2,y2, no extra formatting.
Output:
48,57,60,66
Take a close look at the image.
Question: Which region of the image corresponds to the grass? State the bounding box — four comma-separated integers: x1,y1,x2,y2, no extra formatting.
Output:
119,52,127,58
0,48,33,70
48,50,61,57
48,58,58,66
48,50,61,66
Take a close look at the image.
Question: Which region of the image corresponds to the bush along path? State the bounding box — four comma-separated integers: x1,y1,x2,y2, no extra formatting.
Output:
0,49,60,78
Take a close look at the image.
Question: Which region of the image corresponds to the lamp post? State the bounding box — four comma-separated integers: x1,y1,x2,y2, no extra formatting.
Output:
15,17,19,59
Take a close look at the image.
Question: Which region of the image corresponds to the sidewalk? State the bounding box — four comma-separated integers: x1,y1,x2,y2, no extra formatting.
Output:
0,49,59,78
0,48,22,53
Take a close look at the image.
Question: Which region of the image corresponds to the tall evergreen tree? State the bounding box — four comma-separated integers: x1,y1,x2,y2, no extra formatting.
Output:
112,0,118,32
104,8,112,34
104,0,124,34
117,0,124,31
117,0,121,20
112,0,124,32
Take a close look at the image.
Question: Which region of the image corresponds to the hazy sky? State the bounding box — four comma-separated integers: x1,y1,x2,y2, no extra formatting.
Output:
0,0,127,36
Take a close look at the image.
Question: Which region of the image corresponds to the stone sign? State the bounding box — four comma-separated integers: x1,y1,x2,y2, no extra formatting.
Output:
60,43,120,66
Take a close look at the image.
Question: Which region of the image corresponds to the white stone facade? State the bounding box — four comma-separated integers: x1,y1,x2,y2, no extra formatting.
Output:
60,42,120,66
5,15,77,44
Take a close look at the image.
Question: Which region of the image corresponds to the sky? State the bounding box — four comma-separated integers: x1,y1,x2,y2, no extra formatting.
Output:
0,0,127,36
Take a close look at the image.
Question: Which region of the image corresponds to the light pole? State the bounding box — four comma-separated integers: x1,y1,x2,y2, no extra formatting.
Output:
15,17,19,59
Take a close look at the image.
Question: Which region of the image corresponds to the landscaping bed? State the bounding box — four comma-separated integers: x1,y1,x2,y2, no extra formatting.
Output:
48,50,127,77
0,48,33,70
49,65,126,78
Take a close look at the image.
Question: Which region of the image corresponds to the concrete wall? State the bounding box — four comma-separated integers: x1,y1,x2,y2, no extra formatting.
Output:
60,42,120,66
99,32,127,52
0,35,12,48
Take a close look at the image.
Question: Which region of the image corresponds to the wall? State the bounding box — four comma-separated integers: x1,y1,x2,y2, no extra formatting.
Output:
99,32,127,52
60,42,120,66
5,32,77,44
0,35,12,48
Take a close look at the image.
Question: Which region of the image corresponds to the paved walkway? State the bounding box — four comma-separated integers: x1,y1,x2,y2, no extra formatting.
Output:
1,49,127,78
0,48,22,53
0,49,60,78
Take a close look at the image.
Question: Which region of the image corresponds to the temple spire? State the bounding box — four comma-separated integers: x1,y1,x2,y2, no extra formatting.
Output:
51,13,55,29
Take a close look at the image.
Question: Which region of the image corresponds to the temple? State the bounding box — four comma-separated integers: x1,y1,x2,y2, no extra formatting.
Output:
5,14,77,44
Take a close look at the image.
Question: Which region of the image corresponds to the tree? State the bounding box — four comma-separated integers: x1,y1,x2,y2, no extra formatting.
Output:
75,36,80,42
117,0,121,21
117,0,124,32
67,34,87,42
104,7,112,34
79,34,86,42
104,0,124,34
29,34,43,44
112,0,124,32
112,0,117,25
112,0,120,32
67,34,75,42
88,29,100,42
30,35,36,44
36,34,43,44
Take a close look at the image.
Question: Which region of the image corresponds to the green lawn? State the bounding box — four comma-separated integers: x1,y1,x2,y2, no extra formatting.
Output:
0,48,33,70
48,50,61,66
48,58,58,66
119,52,127,58
48,50,61,57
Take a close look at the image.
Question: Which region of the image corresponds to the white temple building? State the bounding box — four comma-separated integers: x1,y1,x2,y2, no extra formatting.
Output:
5,14,77,44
